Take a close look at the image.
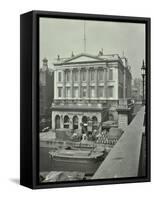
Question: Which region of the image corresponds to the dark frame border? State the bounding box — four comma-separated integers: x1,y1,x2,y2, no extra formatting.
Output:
20,10,151,189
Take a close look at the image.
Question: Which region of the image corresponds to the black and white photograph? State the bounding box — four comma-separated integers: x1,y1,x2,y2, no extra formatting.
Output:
0,0,153,197
39,15,149,184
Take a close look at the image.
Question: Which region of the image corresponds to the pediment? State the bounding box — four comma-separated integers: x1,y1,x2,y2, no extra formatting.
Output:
63,53,102,64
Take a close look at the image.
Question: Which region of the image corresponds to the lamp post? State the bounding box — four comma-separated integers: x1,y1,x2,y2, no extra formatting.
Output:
141,60,146,105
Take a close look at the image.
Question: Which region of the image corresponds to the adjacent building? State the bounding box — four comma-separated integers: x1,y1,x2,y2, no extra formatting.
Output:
51,52,132,133
40,58,54,129
132,78,142,102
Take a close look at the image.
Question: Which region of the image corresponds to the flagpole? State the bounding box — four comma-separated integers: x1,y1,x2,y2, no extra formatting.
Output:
84,20,86,53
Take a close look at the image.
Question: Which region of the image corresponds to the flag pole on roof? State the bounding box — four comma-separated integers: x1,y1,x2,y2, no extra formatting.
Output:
83,20,86,53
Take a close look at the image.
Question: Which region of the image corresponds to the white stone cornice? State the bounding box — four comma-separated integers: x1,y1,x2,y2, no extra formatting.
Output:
54,63,107,71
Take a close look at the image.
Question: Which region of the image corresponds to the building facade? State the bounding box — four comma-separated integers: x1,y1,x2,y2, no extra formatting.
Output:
40,58,54,129
51,52,132,132
132,78,142,102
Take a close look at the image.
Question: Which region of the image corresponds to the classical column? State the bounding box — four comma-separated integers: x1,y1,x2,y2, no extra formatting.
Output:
70,69,73,98
95,68,98,98
78,115,82,133
104,68,108,99
87,68,90,98
63,70,66,98
78,68,81,98
52,112,55,129
69,115,73,130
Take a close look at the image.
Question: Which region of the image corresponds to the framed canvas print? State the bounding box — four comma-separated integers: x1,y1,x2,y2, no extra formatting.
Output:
20,10,151,189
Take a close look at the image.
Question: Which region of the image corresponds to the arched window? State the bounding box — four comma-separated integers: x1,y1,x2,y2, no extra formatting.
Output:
73,116,78,130
81,116,88,134
55,115,60,129
82,116,88,124
64,115,70,128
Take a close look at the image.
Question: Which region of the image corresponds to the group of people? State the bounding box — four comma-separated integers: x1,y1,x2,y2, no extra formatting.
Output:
71,128,118,146
80,129,117,145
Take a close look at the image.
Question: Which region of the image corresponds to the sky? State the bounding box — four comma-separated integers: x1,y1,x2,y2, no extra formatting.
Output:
39,17,145,79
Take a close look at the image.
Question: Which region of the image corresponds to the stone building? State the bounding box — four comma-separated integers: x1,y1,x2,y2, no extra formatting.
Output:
132,78,142,102
40,58,54,129
51,52,132,133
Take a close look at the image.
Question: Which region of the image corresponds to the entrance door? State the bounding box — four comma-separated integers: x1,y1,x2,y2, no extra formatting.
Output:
55,115,60,129
82,116,88,133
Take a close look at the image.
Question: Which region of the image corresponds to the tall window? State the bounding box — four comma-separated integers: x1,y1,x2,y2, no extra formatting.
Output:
90,70,95,81
81,70,86,81
98,86,104,97
73,70,78,82
73,87,79,98
65,71,70,82
90,86,95,98
64,115,69,129
98,69,104,81
108,86,114,98
58,87,62,97
66,87,71,97
82,87,87,97
58,71,62,82
109,69,113,80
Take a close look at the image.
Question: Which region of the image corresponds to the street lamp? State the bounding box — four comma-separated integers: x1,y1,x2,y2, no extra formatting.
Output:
141,60,146,105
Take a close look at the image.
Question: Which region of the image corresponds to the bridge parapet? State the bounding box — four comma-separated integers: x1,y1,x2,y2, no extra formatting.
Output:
92,106,145,179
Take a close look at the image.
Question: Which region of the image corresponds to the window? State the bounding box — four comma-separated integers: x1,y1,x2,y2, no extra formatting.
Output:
73,87,79,98
81,70,86,81
58,87,62,97
109,69,113,80
73,116,78,129
98,69,104,81
66,87,71,97
98,86,104,97
82,87,87,97
58,72,62,82
90,70,95,81
108,86,114,98
65,71,70,82
73,71,78,82
92,116,98,130
64,115,69,128
90,87,95,98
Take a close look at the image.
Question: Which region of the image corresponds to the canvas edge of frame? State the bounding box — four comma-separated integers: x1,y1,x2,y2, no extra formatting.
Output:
20,10,151,189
